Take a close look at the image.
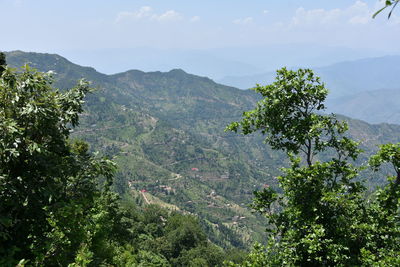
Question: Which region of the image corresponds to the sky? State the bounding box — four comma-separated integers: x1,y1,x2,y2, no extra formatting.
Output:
1,0,399,76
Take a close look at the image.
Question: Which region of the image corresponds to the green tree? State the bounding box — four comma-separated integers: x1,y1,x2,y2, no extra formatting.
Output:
158,213,207,261
0,52,6,75
175,244,225,267
360,143,400,265
227,68,400,266
227,68,359,167
0,65,119,266
373,0,399,18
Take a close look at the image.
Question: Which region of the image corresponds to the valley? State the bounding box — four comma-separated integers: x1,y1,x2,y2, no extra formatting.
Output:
5,50,400,250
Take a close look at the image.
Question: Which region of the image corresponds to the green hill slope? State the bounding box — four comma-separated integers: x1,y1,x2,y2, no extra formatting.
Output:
5,51,400,249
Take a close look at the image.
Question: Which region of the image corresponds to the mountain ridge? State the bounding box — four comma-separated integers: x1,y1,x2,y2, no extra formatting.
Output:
217,55,400,125
218,54,400,93
5,50,400,249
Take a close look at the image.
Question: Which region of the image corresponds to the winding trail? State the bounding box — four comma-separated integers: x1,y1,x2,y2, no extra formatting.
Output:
141,191,151,205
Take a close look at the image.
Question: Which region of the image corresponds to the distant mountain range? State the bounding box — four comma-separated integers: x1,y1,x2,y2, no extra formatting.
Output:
59,44,384,80
218,55,400,95
5,51,400,249
218,55,400,124
328,89,400,125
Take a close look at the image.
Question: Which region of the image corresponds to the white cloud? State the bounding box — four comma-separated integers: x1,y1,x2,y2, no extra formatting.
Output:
116,6,183,23
290,1,373,27
116,6,153,22
347,1,371,24
233,17,254,25
190,16,200,23
349,15,369,25
348,0,370,14
263,10,269,15
153,10,183,22
261,1,400,53
292,7,342,26
136,6,153,19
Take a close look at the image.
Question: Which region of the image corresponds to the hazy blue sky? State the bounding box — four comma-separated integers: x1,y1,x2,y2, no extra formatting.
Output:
1,0,399,76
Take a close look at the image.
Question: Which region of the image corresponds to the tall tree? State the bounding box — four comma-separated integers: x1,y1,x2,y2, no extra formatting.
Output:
227,68,400,266
0,65,117,266
0,52,6,75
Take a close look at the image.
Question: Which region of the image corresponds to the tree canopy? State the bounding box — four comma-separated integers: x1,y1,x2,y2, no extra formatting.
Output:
0,64,122,265
0,52,6,75
227,68,400,266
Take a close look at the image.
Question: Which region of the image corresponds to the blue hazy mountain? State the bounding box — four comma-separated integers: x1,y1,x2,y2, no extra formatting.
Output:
218,55,400,97
327,89,400,125
218,55,400,124
58,44,383,80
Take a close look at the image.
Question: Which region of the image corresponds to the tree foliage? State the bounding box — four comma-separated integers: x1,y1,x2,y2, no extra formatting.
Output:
227,68,359,167
373,0,399,18
0,52,6,75
0,65,122,266
227,68,400,266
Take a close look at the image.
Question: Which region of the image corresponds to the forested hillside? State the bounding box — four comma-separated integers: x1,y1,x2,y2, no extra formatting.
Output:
0,63,250,266
5,51,400,252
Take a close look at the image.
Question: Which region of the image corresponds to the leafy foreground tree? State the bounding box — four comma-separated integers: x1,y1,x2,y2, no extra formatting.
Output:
226,68,400,266
0,65,128,266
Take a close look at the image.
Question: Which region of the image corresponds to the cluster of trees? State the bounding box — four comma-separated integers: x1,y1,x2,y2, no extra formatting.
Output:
0,57,240,266
0,56,119,266
226,68,400,266
0,56,121,266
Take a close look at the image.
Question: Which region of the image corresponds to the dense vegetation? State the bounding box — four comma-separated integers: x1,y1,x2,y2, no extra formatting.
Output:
6,51,400,251
2,50,400,266
0,62,242,266
5,51,284,248
227,68,400,265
